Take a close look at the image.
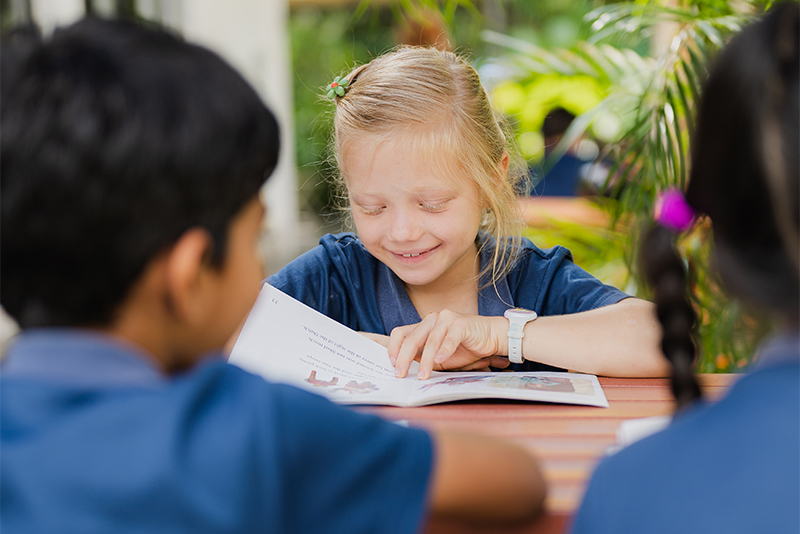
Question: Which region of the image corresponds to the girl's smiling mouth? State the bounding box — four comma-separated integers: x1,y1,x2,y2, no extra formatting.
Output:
392,245,440,261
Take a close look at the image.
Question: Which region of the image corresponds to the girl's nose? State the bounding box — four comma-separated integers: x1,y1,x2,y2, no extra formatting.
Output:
388,208,422,242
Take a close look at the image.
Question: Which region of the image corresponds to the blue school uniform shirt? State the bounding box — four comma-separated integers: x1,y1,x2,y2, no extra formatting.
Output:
0,330,433,534
268,232,629,371
528,153,586,197
571,333,800,534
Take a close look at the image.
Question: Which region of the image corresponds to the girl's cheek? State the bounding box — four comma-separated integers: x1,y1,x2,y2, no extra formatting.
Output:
351,214,375,237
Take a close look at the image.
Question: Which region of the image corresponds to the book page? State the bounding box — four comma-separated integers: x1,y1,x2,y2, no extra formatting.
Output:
231,284,608,408
408,371,609,408
229,284,416,405
615,415,671,448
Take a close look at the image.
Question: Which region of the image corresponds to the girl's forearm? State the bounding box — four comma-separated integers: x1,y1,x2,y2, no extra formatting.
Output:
509,299,668,377
392,299,668,379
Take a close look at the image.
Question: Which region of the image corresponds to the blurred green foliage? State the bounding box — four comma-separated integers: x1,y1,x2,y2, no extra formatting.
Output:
493,74,607,159
523,208,771,373
289,0,779,371
290,8,393,217
289,0,605,214
494,0,777,371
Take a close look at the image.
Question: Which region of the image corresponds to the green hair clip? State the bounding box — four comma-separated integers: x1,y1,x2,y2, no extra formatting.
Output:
326,76,349,99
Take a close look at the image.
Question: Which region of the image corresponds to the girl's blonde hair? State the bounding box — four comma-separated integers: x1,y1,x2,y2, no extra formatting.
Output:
330,46,527,287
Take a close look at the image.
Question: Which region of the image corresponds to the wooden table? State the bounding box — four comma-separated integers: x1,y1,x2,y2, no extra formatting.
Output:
518,197,612,229
363,374,738,534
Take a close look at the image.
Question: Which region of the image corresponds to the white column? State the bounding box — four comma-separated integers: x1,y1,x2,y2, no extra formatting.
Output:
171,0,300,273
29,0,84,35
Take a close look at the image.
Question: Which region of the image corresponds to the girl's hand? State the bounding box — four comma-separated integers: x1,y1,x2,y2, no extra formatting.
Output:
388,311,510,379
361,331,494,373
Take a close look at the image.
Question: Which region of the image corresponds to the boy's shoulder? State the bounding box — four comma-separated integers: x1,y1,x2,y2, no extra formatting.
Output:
1,330,434,534
0,330,275,408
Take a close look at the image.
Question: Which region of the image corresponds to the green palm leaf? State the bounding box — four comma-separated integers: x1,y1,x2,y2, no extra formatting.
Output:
485,1,768,371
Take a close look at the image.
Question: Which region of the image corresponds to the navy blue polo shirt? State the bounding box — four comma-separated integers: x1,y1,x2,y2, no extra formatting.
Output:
571,334,800,534
0,330,433,534
269,232,629,371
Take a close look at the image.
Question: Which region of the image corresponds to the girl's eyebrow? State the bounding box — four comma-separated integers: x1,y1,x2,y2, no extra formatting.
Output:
414,190,458,201
348,190,382,199
406,181,459,194
415,188,456,196
349,182,459,198
348,192,386,205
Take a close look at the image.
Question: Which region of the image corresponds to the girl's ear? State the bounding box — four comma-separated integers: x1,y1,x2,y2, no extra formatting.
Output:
500,151,511,176
479,151,512,210
163,228,214,326
488,151,511,198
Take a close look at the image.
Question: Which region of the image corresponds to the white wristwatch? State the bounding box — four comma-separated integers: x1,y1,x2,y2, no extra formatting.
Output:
503,308,538,364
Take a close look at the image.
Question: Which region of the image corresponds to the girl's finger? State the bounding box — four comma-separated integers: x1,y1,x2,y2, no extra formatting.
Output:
487,355,511,369
394,314,438,378
449,358,491,371
387,325,413,365
430,313,486,369
417,322,453,380
432,331,466,366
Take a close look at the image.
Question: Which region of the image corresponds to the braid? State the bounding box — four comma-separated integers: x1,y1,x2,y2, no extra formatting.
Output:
641,225,702,410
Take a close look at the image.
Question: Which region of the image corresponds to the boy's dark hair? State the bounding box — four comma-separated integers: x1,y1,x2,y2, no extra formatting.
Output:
642,2,800,409
1,17,280,329
541,107,575,139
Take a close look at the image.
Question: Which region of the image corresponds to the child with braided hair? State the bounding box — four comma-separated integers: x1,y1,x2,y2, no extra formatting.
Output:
572,3,799,532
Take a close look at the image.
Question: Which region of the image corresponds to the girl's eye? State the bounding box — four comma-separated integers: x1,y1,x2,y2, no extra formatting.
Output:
421,200,449,212
359,206,385,216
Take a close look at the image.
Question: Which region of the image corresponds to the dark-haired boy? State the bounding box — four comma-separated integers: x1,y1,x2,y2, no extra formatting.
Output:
0,17,544,533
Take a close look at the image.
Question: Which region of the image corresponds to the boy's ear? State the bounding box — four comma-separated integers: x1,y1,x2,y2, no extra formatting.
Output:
163,228,214,325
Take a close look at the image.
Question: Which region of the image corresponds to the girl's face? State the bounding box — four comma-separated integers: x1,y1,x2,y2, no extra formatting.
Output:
344,136,484,291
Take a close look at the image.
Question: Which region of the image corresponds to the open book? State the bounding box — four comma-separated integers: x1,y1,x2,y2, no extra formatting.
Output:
229,284,609,408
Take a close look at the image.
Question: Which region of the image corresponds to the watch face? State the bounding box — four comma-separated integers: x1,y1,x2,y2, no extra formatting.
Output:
505,308,537,320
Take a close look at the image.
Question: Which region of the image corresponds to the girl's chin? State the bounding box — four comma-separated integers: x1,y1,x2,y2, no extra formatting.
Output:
389,266,441,288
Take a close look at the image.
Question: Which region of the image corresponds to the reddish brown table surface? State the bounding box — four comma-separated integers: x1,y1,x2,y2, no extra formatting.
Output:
518,197,612,229
361,374,738,534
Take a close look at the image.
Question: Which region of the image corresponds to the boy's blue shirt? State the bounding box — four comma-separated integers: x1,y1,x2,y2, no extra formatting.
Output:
0,329,433,534
571,334,800,534
268,232,629,372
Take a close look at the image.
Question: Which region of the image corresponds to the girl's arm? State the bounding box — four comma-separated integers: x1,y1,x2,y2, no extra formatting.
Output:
390,298,668,379
428,429,546,521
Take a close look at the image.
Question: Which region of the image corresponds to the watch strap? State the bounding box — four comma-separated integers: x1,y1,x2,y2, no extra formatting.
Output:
504,309,537,365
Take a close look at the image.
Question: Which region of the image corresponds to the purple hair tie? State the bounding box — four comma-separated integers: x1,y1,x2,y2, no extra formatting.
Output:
654,188,695,233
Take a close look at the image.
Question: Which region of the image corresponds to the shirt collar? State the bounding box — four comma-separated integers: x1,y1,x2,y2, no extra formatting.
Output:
376,234,513,334
1,329,169,388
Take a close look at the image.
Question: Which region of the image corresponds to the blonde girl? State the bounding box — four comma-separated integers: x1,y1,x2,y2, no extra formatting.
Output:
269,46,666,379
